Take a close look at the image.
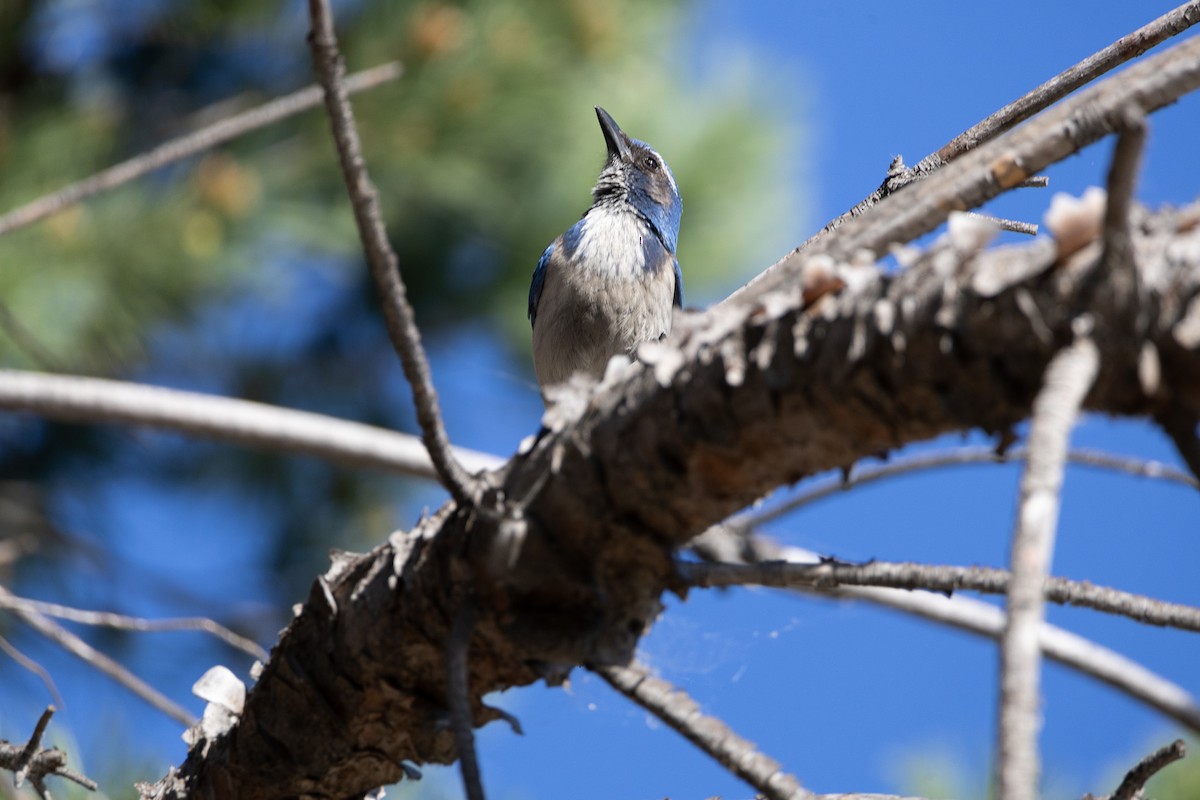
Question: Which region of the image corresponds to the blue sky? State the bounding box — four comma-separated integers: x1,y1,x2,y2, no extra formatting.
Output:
3,2,1198,799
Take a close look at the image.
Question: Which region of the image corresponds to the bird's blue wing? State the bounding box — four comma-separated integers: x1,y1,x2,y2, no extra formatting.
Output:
672,257,683,308
528,241,555,328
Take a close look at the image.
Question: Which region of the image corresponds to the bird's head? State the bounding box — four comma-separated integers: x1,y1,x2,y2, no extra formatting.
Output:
591,106,682,254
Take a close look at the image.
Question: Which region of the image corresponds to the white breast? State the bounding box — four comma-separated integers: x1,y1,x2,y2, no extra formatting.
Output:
574,207,648,278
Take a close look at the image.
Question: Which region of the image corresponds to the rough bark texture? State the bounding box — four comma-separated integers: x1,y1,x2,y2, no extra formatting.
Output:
140,199,1200,799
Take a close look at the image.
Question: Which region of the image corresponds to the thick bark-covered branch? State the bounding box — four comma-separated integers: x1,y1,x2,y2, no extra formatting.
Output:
140,186,1200,798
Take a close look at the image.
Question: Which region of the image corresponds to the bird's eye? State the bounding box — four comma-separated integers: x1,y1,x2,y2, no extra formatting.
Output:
642,155,659,171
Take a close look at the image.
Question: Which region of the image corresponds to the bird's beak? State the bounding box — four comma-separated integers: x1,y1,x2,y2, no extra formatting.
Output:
595,106,632,162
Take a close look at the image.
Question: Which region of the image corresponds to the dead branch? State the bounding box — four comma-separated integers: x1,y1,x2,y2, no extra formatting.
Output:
306,0,479,505
0,707,98,799
680,560,1200,632
798,1,1200,250
0,369,502,478
447,604,485,800
688,529,1200,734
0,593,268,662
598,661,810,800
135,184,1200,798
0,586,195,727
733,32,1200,302
0,63,401,237
997,337,1098,800
1107,739,1186,800
742,446,1197,527
0,634,65,709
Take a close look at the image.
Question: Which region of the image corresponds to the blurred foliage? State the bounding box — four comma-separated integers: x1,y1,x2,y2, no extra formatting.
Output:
0,0,797,611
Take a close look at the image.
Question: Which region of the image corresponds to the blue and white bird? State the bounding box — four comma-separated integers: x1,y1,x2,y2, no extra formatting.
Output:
528,106,683,396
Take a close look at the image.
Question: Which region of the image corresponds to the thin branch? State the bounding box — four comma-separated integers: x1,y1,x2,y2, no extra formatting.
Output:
804,2,1200,248
967,211,1038,237
742,446,1197,530
0,593,268,662
306,0,479,506
728,32,1200,304
0,586,196,727
1000,337,1100,800
0,369,502,478
597,661,811,800
0,634,65,709
688,529,1200,734
1102,109,1148,278
0,706,98,797
447,604,485,800
0,62,402,237
15,706,56,786
681,560,1200,632
932,2,1199,164
1110,739,1186,800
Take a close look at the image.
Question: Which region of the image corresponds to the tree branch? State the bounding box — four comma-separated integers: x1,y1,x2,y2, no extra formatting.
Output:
741,446,1197,528
306,0,479,506
1102,109,1148,281
137,77,1200,800
688,528,1200,734
597,661,811,800
680,560,1200,632
0,369,502,478
447,604,485,800
1109,739,1186,800
0,707,98,799
0,634,64,709
796,1,1200,251
731,32,1200,302
0,63,402,237
997,336,1099,800
0,586,196,727
0,592,268,662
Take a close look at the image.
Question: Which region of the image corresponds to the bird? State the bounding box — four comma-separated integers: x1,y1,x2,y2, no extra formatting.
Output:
528,106,682,397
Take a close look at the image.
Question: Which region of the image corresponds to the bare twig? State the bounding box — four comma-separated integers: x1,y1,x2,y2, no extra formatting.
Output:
1110,739,1186,800
447,604,485,800
681,560,1200,632
997,337,1100,800
0,62,402,237
742,446,1197,529
306,0,479,506
967,211,1038,236
0,706,98,798
0,369,502,478
1102,109,1148,279
0,634,65,709
803,2,1200,248
0,593,268,662
15,706,56,786
597,661,811,800
688,529,1200,734
0,586,195,727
